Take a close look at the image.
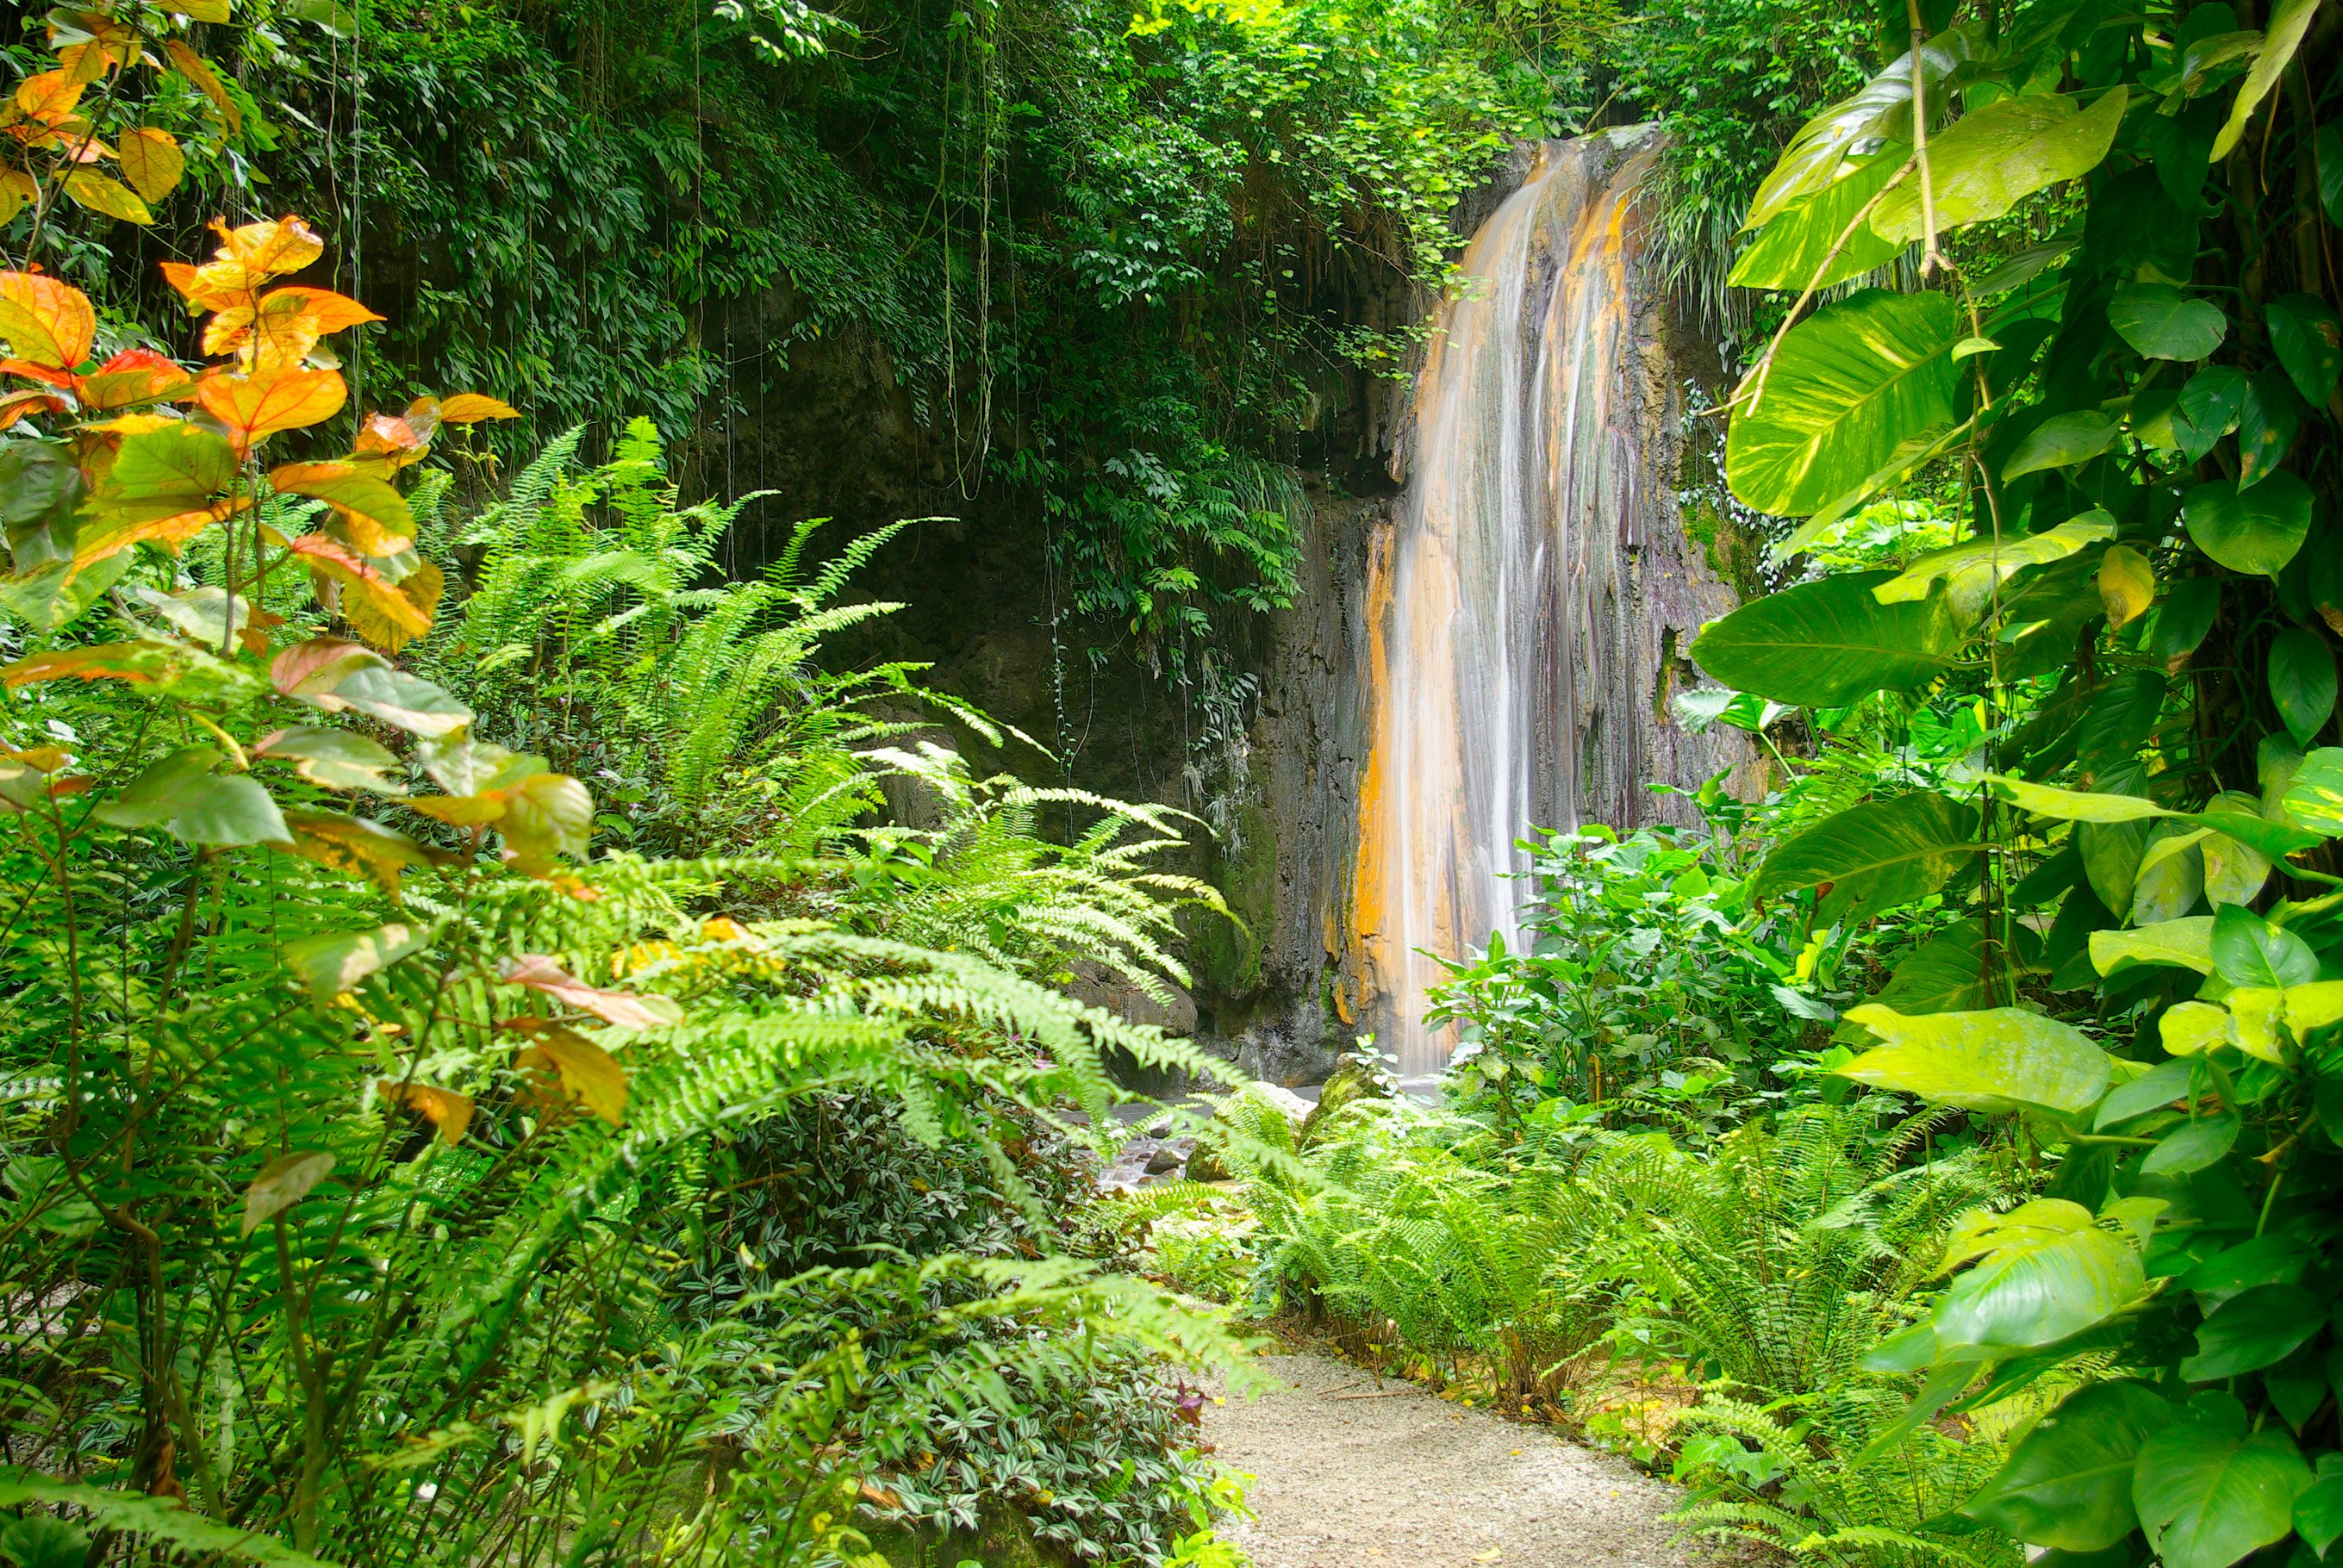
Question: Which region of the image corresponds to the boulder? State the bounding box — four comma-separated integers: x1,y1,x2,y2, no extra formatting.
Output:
1298,1058,1392,1147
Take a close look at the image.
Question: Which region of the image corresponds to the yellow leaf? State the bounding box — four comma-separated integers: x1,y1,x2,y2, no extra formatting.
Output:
2099,544,2154,630
117,128,184,203
438,392,520,423
60,169,152,225
512,1023,629,1125
378,1080,474,1145
0,271,97,369
164,40,240,133
0,172,35,228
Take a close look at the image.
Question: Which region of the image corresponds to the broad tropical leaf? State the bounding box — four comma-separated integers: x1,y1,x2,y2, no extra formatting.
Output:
1690,571,1963,706
1727,289,1961,517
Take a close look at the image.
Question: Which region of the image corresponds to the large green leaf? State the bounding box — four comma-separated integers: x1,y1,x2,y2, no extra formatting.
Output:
2134,1394,2312,1568
94,748,291,848
2142,1111,2241,1175
2179,1283,2325,1381
1839,921,2022,1042
1727,289,1962,517
2239,369,2304,488
1930,1198,2146,1350
1836,1005,2114,1115
2297,1465,2343,1559
1690,571,1963,706
1964,1381,2175,1550
1872,89,2127,243
1876,512,2113,619
2213,0,2321,159
1729,152,1907,292
2185,474,2313,576
1744,27,1982,229
2111,283,2229,361
1990,776,2165,823
2267,295,2341,407
1751,793,1978,924
2002,414,2121,480
2091,916,2216,977
2095,1057,2196,1129
2283,747,2343,836
2078,818,2146,919
2212,904,2319,988
2133,821,2206,925
2270,626,2336,746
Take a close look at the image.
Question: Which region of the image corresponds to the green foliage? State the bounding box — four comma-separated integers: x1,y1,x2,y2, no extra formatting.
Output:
1687,7,2343,1566
0,324,1255,1562
1424,818,1860,1130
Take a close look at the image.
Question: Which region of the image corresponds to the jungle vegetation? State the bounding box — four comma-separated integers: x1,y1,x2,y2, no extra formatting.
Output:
11,1,2343,1567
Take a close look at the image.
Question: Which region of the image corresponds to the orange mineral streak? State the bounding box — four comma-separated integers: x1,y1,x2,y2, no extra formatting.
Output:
1351,138,1657,1075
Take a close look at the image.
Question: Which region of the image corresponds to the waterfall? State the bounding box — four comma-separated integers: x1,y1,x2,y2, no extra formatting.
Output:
1351,131,1739,1078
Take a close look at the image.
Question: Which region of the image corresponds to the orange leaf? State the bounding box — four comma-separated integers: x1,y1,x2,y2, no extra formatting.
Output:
13,72,85,122
76,348,192,411
283,532,433,648
74,495,253,569
268,460,414,552
116,128,184,203
437,393,519,424
0,388,68,431
163,42,240,134
351,412,431,470
0,272,96,370
377,1080,475,1145
196,364,346,445
497,954,681,1030
159,260,244,314
0,358,76,389
206,285,381,368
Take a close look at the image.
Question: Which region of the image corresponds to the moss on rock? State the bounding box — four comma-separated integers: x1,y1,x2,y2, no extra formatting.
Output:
1298,1056,1391,1147
1192,803,1276,999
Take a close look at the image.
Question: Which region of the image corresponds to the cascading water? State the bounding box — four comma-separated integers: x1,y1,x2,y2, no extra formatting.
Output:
1351,130,1747,1077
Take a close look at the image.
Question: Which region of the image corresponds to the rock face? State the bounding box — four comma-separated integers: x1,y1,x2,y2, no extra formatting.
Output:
678,135,1752,1092
1194,131,1756,1081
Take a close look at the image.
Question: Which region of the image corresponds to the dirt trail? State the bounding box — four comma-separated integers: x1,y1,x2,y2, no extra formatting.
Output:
1202,1353,1704,1568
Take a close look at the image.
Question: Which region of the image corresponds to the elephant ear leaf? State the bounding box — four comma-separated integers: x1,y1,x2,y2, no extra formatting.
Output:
1689,571,1964,707
1870,89,2126,243
1727,289,1963,518
1834,1005,2113,1116
1751,793,1978,924
2134,1394,2312,1568
1964,1380,2175,1551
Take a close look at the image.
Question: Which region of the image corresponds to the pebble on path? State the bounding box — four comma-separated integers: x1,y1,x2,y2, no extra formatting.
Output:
1202,1352,1706,1568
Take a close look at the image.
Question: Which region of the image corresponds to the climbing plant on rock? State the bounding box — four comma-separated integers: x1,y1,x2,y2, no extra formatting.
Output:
1699,3,2343,1565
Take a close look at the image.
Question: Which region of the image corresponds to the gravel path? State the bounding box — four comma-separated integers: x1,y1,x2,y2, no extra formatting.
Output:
1203,1353,1704,1568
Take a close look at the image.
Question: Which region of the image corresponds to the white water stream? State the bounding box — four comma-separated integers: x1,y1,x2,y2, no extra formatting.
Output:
1353,134,1664,1075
